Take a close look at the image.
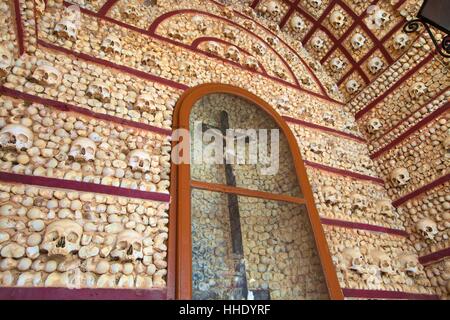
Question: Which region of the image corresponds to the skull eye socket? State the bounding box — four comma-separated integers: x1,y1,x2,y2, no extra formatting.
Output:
47,231,59,241
117,240,128,250
67,232,78,242
17,134,29,143
132,242,142,251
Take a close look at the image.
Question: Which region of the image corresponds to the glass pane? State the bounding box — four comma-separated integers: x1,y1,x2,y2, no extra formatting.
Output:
189,93,302,197
191,188,329,300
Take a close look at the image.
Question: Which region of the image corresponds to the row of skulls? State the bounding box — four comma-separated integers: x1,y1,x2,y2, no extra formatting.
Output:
337,246,423,279
205,41,260,71
26,219,146,262
321,186,396,217
0,124,157,173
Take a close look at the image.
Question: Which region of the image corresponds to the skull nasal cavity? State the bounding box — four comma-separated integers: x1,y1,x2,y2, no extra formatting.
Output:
56,236,66,248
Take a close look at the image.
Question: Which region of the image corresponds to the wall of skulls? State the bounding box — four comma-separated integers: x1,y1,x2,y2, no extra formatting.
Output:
0,0,444,298
347,29,449,299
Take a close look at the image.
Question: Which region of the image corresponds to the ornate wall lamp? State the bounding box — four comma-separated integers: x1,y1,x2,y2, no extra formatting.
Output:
403,0,450,58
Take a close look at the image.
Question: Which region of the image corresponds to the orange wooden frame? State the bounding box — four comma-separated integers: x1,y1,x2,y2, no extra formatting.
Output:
168,83,344,300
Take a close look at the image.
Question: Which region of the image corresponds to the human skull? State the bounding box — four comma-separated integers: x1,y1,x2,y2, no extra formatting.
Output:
0,124,34,152
308,141,325,155
390,167,410,187
30,63,62,87
252,43,267,55
351,193,368,210
266,36,279,46
408,82,427,99
128,149,152,172
141,52,160,68
122,4,143,22
87,81,111,103
40,220,83,257
368,57,384,74
351,33,366,50
69,137,97,162
135,93,156,112
225,46,241,63
262,1,281,16
311,36,325,51
322,186,339,205
191,15,207,32
371,7,390,29
369,249,396,275
393,33,410,51
0,45,13,77
329,10,346,29
54,18,78,41
110,230,143,262
398,253,421,277
223,26,237,40
309,0,322,9
375,199,395,217
290,16,305,32
167,24,184,40
341,247,365,274
367,118,382,134
244,57,259,70
206,42,223,56
346,79,360,94
330,57,345,72
101,34,122,55
416,218,438,242
62,4,81,21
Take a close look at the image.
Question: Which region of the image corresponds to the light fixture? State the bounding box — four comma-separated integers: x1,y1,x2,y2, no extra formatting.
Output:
403,0,450,58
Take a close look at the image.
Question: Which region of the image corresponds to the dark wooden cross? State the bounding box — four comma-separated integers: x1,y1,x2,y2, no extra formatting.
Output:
201,111,270,300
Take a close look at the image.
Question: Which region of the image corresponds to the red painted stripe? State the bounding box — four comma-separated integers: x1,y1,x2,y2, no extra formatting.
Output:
38,40,188,91
147,9,301,89
304,160,385,185
368,88,449,145
419,247,450,265
283,115,367,143
321,217,408,237
392,174,450,207
342,288,439,300
250,0,260,9
278,0,300,28
301,2,336,46
97,0,118,16
355,53,436,119
371,103,450,159
0,172,171,203
13,0,25,55
0,86,172,136
0,287,166,300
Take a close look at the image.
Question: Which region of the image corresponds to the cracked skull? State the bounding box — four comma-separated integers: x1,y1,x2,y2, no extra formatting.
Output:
69,137,97,162
0,45,13,78
262,1,281,16
110,230,143,262
322,186,339,205
341,247,366,274
0,124,34,152
135,93,156,112
351,33,366,50
390,167,410,187
54,18,78,41
87,81,111,102
31,63,62,87
330,57,345,72
311,36,325,51
409,82,427,99
368,57,384,74
369,249,396,275
346,79,360,94
393,33,410,51
416,217,438,242
128,149,152,172
329,10,346,29
40,220,83,257
367,118,382,134
351,193,368,210
370,7,390,29
225,46,241,63
398,253,421,277
290,16,305,32
101,34,122,55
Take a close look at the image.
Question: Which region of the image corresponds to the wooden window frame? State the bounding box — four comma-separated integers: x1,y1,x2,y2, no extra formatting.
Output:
168,83,343,300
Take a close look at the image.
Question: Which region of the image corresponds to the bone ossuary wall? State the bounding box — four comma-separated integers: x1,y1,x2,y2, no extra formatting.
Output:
0,0,448,299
